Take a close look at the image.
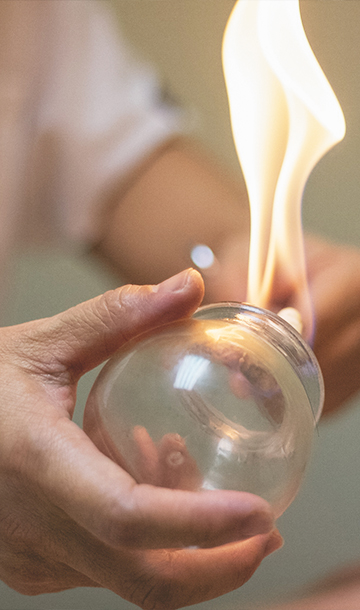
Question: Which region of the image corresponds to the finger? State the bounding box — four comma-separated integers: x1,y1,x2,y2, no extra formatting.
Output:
314,316,360,414
132,428,202,490
124,483,274,549
306,240,360,412
307,237,360,339
84,417,202,492
0,547,99,596
64,529,283,610
156,432,202,491
133,426,162,486
137,531,283,609
38,419,274,551
8,268,205,379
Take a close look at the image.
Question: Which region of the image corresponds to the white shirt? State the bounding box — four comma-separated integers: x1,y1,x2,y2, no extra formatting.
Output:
0,0,182,276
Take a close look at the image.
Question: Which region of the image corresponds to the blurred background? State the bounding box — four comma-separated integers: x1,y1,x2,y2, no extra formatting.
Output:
1,1,360,608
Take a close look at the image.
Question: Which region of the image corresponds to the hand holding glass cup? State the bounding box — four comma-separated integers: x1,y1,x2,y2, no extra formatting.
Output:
84,302,323,519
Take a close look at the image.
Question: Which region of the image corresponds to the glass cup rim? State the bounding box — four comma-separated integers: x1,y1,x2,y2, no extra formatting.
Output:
193,301,324,424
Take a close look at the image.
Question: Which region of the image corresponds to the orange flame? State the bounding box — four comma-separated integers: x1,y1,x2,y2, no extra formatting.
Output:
222,0,346,340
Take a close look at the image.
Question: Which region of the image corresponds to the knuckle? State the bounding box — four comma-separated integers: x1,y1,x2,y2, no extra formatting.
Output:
99,284,143,319
94,285,144,342
97,288,124,322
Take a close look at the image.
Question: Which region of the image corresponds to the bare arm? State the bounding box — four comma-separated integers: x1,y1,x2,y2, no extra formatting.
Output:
93,137,250,303
94,137,360,415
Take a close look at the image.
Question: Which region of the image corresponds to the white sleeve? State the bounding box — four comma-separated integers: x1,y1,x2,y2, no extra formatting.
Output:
30,0,186,246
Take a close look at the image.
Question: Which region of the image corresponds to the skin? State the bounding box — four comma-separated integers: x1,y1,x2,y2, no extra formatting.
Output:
0,268,282,609
93,138,250,302
201,229,360,415
306,235,360,415
260,237,360,610
95,139,360,415
2,139,360,607
92,142,360,608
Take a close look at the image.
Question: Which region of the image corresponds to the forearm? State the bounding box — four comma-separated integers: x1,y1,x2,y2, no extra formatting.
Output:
94,138,250,301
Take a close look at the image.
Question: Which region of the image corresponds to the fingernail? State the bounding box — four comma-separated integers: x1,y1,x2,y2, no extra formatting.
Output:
153,269,194,294
264,530,284,558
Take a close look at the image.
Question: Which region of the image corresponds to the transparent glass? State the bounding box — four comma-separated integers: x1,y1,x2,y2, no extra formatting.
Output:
84,303,324,518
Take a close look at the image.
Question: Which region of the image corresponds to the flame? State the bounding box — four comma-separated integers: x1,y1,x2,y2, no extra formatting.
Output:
222,0,346,340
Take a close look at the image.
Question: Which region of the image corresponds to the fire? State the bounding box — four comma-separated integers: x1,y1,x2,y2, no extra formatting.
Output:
222,0,346,340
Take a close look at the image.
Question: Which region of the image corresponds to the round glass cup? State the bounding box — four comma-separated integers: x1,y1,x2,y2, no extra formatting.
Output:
84,303,324,518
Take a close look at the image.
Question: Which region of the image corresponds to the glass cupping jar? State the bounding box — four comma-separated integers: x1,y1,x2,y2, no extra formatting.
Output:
84,303,324,518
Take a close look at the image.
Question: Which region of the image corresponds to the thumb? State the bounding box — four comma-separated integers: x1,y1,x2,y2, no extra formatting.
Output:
11,268,204,379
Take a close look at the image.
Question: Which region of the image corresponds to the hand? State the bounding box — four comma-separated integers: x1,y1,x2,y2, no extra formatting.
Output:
305,235,360,415
0,268,281,609
267,563,360,610
204,232,360,415
202,232,314,339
